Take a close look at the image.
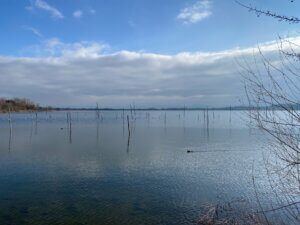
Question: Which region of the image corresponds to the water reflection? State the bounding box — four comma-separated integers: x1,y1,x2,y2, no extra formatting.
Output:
0,110,268,225
96,120,100,145
34,113,38,136
8,125,12,152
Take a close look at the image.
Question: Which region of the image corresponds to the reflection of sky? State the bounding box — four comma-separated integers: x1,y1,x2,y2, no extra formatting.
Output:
0,111,270,224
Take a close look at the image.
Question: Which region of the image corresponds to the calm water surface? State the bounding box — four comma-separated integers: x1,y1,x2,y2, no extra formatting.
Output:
0,110,268,225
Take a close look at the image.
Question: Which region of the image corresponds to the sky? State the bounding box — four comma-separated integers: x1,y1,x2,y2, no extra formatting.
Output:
0,0,300,107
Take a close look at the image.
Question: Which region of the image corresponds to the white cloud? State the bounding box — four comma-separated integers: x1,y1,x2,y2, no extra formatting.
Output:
73,10,83,18
23,38,109,58
177,0,212,24
22,26,43,38
1,37,299,107
89,9,96,15
27,0,64,19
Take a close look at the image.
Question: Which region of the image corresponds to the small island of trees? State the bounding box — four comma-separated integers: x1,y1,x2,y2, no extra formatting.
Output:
0,98,51,113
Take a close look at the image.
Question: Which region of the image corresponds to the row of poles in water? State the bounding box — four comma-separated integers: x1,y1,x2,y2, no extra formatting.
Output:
5,106,233,151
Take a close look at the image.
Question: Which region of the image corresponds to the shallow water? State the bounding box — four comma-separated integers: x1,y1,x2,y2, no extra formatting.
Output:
0,110,268,225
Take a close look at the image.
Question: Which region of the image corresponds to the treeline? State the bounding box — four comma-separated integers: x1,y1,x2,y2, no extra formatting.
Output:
0,98,51,113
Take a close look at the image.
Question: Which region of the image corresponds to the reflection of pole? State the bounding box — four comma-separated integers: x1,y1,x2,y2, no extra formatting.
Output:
96,120,99,145
8,127,12,152
29,118,33,143
35,112,38,135
8,108,12,131
126,130,130,153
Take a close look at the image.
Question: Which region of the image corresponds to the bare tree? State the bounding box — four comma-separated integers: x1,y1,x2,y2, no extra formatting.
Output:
236,1,300,24
238,1,300,224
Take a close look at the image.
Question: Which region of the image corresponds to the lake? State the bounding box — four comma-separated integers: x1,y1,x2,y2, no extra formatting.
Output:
0,110,270,225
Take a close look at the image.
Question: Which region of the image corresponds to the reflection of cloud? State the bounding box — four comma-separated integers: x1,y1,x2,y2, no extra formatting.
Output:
177,0,212,24
1,37,299,107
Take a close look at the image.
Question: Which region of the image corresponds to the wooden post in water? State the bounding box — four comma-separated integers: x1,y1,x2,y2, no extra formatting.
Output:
69,112,72,144
147,112,150,125
206,108,210,137
229,105,232,123
206,108,209,129
203,109,206,127
126,115,131,153
122,108,125,135
67,112,72,144
8,107,12,151
66,112,69,129
96,103,100,120
127,115,130,137
133,104,137,121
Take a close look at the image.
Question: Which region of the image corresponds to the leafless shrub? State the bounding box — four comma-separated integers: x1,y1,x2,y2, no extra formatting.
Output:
198,200,267,225
237,2,300,224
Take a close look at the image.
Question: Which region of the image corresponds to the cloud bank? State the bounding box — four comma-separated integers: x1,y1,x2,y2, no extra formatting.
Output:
0,37,298,108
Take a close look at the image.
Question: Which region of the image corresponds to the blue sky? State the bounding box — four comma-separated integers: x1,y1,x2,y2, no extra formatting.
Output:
1,0,299,55
0,0,299,107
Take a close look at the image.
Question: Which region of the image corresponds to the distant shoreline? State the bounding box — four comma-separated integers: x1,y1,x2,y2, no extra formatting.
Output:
1,97,299,113
52,107,242,111
52,105,299,111
1,106,298,113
